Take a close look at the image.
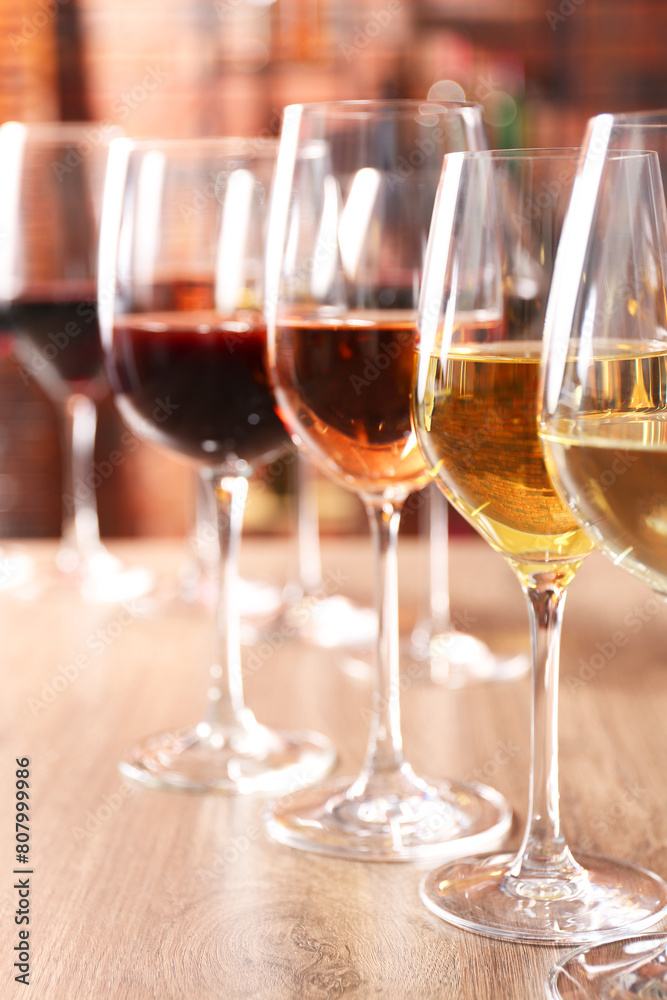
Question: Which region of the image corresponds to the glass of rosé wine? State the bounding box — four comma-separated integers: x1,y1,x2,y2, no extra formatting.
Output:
264,100,512,860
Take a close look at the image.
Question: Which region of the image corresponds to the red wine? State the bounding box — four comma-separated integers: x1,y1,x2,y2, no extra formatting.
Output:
110,310,287,469
7,284,105,401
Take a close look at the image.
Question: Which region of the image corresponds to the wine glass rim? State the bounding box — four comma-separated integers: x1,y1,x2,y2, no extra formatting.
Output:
0,120,123,141
451,147,581,159
109,135,280,156
594,108,667,125
283,99,483,117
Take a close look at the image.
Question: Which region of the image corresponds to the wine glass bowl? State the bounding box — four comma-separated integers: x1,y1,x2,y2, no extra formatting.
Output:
99,136,336,794
264,100,513,861
541,150,667,595
273,312,429,497
413,148,667,941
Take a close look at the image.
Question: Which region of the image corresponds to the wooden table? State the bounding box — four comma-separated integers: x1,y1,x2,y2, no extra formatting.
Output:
3,535,667,999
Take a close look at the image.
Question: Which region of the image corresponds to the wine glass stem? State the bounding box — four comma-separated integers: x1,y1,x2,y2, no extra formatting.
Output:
194,467,218,573
205,471,253,731
296,453,323,593
511,571,582,877
428,485,451,631
59,392,102,559
361,498,405,776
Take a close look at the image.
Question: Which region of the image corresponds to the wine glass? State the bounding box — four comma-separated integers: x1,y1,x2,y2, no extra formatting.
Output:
413,148,667,941
540,118,667,987
0,121,153,603
98,135,336,793
549,933,667,999
264,99,512,861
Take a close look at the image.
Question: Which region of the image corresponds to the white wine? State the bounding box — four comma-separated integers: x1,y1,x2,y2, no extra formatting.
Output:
541,341,667,594
543,405,667,595
414,339,593,578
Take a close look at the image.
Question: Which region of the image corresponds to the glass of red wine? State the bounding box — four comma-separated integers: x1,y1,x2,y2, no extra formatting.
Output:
0,121,153,602
98,135,336,793
264,100,512,859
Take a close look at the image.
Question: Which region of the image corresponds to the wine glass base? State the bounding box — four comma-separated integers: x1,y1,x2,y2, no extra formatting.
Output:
118,722,337,795
0,547,32,591
287,594,377,651
408,626,530,687
20,543,155,604
265,770,512,862
178,565,284,621
342,628,529,686
77,563,155,604
548,933,667,999
421,851,667,945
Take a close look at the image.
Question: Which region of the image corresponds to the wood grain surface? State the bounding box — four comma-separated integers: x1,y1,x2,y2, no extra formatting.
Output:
3,535,667,1000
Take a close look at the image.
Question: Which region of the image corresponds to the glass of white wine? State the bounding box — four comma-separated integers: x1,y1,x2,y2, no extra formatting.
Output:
541,118,667,993
413,148,667,943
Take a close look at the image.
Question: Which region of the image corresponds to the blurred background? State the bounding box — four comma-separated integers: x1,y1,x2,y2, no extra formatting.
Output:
0,0,665,540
